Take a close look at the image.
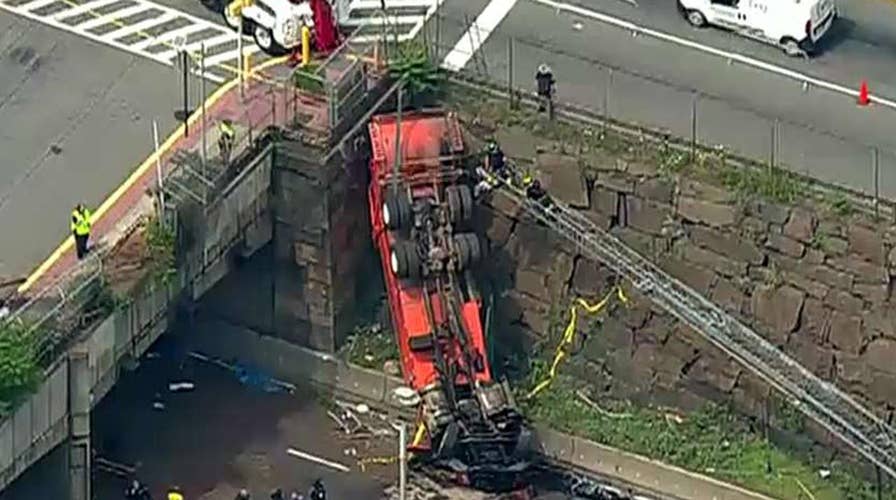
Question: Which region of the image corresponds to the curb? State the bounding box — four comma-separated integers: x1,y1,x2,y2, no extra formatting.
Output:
190,320,776,500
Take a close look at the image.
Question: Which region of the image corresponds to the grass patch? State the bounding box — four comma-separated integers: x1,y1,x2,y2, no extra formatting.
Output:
0,319,41,417
719,163,805,204
520,365,886,500
340,323,398,370
144,215,176,287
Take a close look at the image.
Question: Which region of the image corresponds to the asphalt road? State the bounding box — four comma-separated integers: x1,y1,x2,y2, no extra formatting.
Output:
0,10,206,281
434,0,896,200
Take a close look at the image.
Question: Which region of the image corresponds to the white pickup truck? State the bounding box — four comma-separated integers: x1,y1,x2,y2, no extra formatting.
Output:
211,0,314,55
677,0,837,56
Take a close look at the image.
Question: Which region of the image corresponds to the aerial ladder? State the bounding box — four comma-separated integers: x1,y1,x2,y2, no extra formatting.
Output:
481,168,896,479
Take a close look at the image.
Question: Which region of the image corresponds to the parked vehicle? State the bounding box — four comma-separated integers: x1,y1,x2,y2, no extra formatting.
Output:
214,0,314,55
677,0,837,56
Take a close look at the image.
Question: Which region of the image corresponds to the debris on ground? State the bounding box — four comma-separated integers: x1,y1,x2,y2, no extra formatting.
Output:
168,382,195,392
187,351,296,394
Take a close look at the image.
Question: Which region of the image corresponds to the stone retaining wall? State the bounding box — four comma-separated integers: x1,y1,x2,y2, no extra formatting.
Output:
475,122,896,454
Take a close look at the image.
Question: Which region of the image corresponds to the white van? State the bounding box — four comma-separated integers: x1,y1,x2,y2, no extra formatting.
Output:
217,0,314,55
677,0,837,56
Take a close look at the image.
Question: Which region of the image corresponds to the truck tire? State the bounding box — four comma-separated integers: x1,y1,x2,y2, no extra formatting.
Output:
453,233,482,269
446,185,473,226
781,38,802,57
685,9,706,27
253,24,288,56
383,189,411,231
390,241,421,279
463,233,483,266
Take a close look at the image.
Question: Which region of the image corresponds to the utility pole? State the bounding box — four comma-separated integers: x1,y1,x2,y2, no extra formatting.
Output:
393,421,407,500
238,14,245,98
201,43,208,171
181,50,189,136
152,119,166,220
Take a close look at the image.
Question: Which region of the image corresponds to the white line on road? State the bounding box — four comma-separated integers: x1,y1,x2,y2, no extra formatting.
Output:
441,0,518,71
286,447,351,472
528,0,896,110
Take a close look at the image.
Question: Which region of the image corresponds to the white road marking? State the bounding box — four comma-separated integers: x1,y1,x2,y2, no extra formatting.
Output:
528,0,896,110
107,11,176,39
440,0,518,72
53,0,119,20
78,5,148,30
286,447,352,472
130,23,204,50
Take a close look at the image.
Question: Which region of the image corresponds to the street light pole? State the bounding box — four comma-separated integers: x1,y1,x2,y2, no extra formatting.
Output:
393,421,407,500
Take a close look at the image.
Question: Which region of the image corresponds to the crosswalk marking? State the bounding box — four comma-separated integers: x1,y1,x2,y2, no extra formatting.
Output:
107,11,174,39
1,0,443,83
78,4,146,30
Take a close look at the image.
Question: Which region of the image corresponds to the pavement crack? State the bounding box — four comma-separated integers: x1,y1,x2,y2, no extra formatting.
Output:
0,56,140,212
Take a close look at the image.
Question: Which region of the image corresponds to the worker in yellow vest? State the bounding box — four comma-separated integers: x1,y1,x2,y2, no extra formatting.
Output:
167,485,184,500
71,203,92,260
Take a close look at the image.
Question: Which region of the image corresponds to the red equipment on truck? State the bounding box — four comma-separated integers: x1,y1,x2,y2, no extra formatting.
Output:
367,109,532,492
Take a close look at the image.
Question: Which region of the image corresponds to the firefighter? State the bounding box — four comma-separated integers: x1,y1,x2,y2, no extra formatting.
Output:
125,479,151,500
218,118,236,164
167,486,184,500
522,174,552,209
270,489,284,500
71,203,92,260
484,139,507,177
534,64,555,114
308,479,326,500
234,489,251,500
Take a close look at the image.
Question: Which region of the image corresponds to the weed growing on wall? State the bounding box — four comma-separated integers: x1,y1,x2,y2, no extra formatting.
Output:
144,215,176,287
340,323,398,370
0,319,40,416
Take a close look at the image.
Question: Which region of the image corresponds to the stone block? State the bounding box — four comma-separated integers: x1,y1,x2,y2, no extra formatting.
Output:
868,373,896,407
681,243,746,277
595,170,635,193
509,220,566,269
847,224,885,265
486,188,523,218
677,197,737,228
680,179,734,204
627,197,669,236
751,285,805,338
711,277,746,314
689,225,764,265
660,257,716,294
783,208,816,242
495,126,540,159
799,263,853,291
853,283,890,308
863,338,896,374
889,246,896,269
571,259,615,297
866,309,896,340
591,186,618,217
828,311,864,354
635,177,675,204
804,248,825,265
823,289,864,316
835,352,866,384
829,255,888,284
537,152,589,207
765,233,805,258
686,354,740,393
798,299,831,344
478,207,515,247
783,271,828,299
614,227,655,255
515,268,547,299
751,200,790,225
820,236,849,256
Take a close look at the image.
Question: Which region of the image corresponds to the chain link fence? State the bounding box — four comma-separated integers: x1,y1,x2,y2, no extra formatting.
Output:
419,11,896,210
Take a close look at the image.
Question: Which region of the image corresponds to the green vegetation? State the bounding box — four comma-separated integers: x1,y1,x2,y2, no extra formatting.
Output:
521,365,886,500
340,323,398,369
0,319,40,416
388,40,444,104
827,193,856,217
719,164,805,204
293,63,325,94
144,215,176,287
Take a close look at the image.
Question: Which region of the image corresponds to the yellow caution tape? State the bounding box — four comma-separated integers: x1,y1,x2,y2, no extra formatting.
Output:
357,423,428,472
412,422,427,447
527,286,628,399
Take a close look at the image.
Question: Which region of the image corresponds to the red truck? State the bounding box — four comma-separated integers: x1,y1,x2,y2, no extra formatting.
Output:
367,109,531,491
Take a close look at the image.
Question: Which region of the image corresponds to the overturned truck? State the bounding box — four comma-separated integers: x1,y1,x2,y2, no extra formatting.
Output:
367,109,532,492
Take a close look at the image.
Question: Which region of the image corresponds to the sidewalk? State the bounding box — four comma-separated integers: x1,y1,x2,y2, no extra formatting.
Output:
20,60,328,296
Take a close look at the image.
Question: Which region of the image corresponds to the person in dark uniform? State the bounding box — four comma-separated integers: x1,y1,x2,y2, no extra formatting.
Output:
125,479,152,500
308,479,326,500
234,489,251,500
484,139,507,178
535,64,555,115
270,489,284,500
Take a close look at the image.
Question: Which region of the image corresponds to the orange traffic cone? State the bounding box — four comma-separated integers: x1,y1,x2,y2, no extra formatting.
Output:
858,80,870,106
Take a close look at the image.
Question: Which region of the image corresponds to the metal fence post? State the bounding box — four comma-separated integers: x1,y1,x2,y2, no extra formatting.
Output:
181,51,189,137
603,68,612,133
271,87,277,128
201,43,207,170
152,119,165,219
507,36,514,108
873,147,880,218
770,119,779,170
690,92,698,161
238,15,245,99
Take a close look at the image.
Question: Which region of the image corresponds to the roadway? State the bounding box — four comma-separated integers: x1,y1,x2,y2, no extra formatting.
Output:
435,0,896,199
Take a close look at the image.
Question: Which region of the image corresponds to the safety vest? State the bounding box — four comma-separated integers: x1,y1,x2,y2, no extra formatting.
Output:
219,121,235,138
167,491,184,500
71,208,91,236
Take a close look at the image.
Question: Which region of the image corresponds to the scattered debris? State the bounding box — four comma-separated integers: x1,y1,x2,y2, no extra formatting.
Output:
187,351,296,394
575,390,632,419
152,392,165,411
819,469,831,479
168,381,195,392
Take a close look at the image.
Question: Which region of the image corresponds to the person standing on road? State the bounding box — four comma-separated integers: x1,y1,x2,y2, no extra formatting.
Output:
535,64,555,116
71,203,92,260
218,118,236,165
309,479,326,500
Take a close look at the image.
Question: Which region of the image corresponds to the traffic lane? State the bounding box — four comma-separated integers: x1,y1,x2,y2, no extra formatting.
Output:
440,0,896,196
540,0,896,103
0,11,206,279
92,345,390,500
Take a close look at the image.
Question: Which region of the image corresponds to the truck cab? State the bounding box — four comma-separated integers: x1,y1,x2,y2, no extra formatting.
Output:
219,0,314,55
677,0,836,56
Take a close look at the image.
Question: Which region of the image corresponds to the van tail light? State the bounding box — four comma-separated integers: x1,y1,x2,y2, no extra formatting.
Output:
805,19,812,36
